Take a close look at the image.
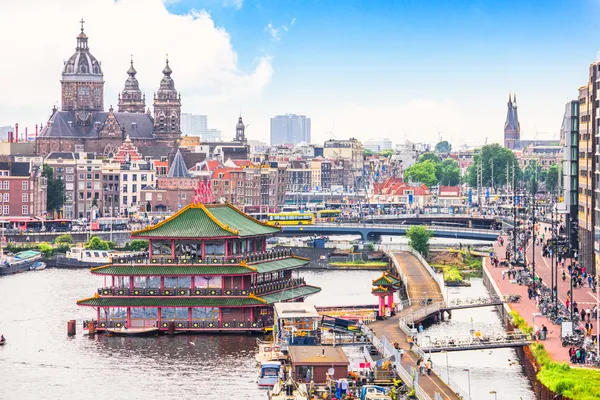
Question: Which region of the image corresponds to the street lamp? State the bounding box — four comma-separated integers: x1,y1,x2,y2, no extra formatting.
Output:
463,368,471,400
489,390,497,400
441,350,450,382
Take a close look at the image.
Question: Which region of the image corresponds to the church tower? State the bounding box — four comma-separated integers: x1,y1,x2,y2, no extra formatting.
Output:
61,19,104,112
235,115,247,142
504,93,521,149
153,57,181,140
118,57,145,113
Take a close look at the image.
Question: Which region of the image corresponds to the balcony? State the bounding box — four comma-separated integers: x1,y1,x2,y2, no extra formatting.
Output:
250,277,306,295
111,249,294,266
97,287,252,296
84,319,269,330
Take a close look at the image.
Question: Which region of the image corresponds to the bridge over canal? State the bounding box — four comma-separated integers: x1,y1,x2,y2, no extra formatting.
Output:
278,223,499,241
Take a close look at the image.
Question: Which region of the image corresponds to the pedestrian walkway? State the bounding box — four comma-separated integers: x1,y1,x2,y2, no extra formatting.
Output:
490,234,598,363
370,252,460,400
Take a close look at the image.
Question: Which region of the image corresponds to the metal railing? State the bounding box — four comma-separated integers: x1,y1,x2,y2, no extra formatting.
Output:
250,278,306,294
84,319,268,329
286,222,498,236
400,302,443,326
112,249,294,266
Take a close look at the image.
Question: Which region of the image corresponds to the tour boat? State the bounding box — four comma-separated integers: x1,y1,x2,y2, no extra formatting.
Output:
106,327,160,337
0,250,43,276
29,262,47,271
56,248,112,268
257,361,281,387
255,339,288,364
0,341,5,346
267,377,309,400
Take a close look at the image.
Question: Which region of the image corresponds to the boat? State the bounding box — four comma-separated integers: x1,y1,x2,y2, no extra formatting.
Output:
0,250,43,276
267,377,309,400
255,339,288,364
29,261,47,271
0,341,5,346
56,248,145,268
257,361,281,387
106,327,160,337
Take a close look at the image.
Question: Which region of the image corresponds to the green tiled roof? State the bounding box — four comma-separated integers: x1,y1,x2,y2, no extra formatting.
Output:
77,297,263,307
207,206,279,237
132,204,278,239
90,265,254,276
252,257,310,274
260,285,321,304
372,273,400,286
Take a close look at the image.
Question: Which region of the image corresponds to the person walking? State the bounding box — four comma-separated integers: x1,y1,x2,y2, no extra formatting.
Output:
425,358,432,376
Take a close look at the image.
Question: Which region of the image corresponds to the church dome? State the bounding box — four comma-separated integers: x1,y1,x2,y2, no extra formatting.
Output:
236,116,245,130
62,22,103,82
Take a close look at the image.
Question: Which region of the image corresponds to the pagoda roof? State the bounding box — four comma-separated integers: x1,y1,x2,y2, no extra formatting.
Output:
371,286,389,294
90,256,310,276
132,203,279,239
77,285,321,307
372,272,401,287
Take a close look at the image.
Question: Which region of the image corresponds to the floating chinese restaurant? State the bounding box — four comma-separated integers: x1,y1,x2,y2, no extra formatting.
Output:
77,203,321,333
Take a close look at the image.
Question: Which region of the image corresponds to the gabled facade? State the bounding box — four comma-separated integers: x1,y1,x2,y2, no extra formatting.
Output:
77,203,319,332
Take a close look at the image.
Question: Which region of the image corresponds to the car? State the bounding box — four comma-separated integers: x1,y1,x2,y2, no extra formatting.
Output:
367,345,379,356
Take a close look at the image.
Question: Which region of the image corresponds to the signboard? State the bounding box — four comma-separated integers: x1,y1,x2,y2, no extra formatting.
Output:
561,321,573,338
468,189,473,205
408,194,413,205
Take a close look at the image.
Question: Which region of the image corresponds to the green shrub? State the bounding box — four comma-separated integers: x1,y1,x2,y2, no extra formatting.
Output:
37,243,53,258
85,236,110,251
124,239,148,251
54,234,73,244
442,266,463,282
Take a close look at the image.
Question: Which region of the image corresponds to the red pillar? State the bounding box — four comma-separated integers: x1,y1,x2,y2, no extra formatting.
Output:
158,307,162,328
219,308,223,328
126,307,131,328
148,239,153,258
188,307,192,327
387,292,394,310
225,240,229,257
191,276,195,289
130,276,134,289
250,307,254,322
378,295,385,317
201,240,205,258
160,277,164,290
171,240,175,258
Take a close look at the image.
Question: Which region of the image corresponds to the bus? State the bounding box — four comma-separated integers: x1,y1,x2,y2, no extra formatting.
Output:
92,217,129,231
266,212,315,226
315,209,342,222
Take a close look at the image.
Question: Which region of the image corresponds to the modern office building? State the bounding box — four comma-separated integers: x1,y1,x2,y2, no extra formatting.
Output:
578,63,596,274
181,114,208,137
561,100,579,255
364,138,392,152
270,114,311,146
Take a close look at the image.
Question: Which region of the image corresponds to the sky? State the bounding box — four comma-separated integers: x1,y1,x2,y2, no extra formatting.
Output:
1,0,600,148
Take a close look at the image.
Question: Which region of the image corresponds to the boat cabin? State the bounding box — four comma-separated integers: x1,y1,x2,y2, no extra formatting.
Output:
288,346,349,384
274,303,320,346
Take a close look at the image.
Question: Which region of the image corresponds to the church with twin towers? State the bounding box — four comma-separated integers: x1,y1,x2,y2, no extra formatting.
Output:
36,20,183,157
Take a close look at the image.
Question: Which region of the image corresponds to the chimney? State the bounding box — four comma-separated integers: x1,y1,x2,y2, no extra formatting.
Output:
35,124,38,138
25,127,28,141
8,132,12,143
15,123,18,143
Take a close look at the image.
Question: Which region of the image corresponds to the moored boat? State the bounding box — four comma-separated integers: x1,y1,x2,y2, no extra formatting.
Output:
0,250,43,276
255,339,288,364
29,261,47,271
257,361,281,387
56,248,145,268
106,327,160,337
267,377,309,400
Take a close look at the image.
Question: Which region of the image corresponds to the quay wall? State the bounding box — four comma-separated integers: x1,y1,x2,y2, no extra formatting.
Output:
4,231,132,247
482,259,570,400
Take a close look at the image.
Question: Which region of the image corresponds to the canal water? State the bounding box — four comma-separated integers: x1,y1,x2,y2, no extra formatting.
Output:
0,268,534,400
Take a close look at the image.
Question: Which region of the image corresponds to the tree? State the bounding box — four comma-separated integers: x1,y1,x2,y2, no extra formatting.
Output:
417,152,441,164
85,236,110,251
467,144,521,188
435,140,452,153
404,160,438,188
55,234,73,245
42,164,65,217
406,226,433,256
363,149,374,157
379,149,394,158
436,159,461,186
546,164,560,192
91,198,98,208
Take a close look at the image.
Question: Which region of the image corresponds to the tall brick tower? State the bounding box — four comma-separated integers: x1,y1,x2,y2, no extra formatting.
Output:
504,93,521,149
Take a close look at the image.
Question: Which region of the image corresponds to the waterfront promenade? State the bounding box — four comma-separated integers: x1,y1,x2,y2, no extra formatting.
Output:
490,234,598,363
370,252,460,400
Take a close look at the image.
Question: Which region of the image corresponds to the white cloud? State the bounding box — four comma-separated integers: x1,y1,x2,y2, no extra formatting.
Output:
222,0,243,10
264,18,295,41
0,0,271,132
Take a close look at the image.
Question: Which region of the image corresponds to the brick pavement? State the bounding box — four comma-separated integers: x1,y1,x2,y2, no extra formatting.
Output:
490,234,599,364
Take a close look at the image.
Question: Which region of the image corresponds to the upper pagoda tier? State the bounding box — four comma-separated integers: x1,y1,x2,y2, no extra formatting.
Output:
133,203,279,239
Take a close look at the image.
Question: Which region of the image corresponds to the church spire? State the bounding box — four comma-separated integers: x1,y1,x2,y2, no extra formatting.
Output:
118,55,145,113
153,55,181,140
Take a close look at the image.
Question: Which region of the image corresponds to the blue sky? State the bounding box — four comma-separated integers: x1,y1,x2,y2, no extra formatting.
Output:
2,0,600,146
162,0,600,145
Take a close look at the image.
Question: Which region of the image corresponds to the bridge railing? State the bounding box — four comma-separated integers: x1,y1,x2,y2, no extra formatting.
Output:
305,222,498,235
405,247,446,294
400,302,443,326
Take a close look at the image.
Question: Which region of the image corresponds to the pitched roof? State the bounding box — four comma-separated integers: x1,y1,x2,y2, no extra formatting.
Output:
260,285,321,304
250,256,310,274
132,203,279,238
0,162,30,177
167,149,190,178
372,272,400,286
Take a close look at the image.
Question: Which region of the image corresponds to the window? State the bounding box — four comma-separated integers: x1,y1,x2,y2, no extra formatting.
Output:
123,196,128,205
66,167,74,174
141,174,147,182
57,167,64,173
132,175,137,181
122,184,128,193
2,171,7,176
94,174,100,180
66,175,73,182
3,206,8,215
86,173,92,180
22,205,28,215
3,193,8,202
132,195,137,204
132,184,137,193
123,174,128,181
79,174,84,180
22,181,28,190
22,193,28,203
157,194,163,201
181,193,186,200
86,182,92,189
3,181,8,190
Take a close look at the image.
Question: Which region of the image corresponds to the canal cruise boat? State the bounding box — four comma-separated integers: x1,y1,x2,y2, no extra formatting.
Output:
77,203,321,334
